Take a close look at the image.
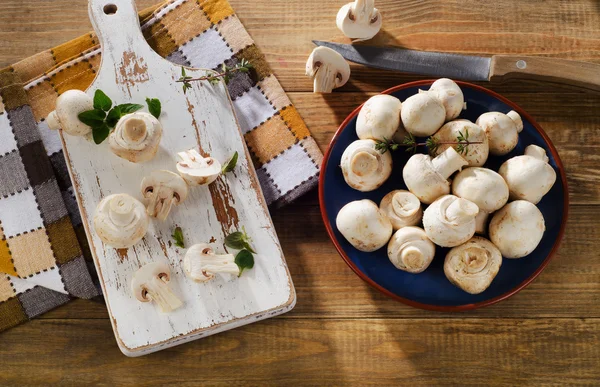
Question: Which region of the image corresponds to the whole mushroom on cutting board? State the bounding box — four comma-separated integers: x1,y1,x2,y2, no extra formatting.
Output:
387,226,436,273
336,199,392,252
46,90,94,137
93,193,149,249
109,112,163,163
341,139,392,191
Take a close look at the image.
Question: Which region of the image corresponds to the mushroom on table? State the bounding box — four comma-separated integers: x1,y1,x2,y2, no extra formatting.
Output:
131,262,183,313
336,0,382,42
305,46,350,93
141,170,189,221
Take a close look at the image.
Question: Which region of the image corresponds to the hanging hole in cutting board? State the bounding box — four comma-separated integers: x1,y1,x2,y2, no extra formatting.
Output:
103,4,118,14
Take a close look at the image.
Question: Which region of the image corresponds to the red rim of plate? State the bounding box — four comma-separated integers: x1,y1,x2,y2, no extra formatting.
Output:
318,80,570,312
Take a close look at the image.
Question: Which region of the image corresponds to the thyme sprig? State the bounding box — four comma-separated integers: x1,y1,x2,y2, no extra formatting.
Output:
375,130,482,156
177,59,253,93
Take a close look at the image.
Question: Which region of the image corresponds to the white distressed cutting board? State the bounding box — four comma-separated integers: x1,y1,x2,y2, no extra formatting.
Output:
59,0,295,356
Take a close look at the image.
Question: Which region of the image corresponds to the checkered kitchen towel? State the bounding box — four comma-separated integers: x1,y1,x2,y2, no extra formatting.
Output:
0,0,322,331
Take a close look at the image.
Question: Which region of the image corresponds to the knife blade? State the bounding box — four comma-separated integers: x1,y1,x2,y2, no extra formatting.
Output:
312,40,600,92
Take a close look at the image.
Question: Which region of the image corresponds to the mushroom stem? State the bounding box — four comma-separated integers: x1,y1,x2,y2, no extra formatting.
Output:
431,147,468,180
46,111,61,130
313,65,338,93
351,0,375,23
507,110,523,133
186,253,239,281
474,211,489,234
123,117,148,144
524,144,549,162
108,196,136,227
148,194,175,221
446,198,479,225
144,275,183,313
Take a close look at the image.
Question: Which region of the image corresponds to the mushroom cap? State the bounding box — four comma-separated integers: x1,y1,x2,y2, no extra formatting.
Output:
428,78,465,121
489,200,545,258
93,193,149,248
444,236,502,294
423,195,479,247
336,1,382,41
48,90,94,136
141,170,189,220
379,190,422,230
131,262,171,302
476,111,521,156
432,119,489,166
305,47,351,93
356,94,402,141
336,199,393,252
452,167,509,213
387,226,436,273
176,149,222,186
340,139,392,192
109,112,162,163
498,147,556,204
401,92,446,137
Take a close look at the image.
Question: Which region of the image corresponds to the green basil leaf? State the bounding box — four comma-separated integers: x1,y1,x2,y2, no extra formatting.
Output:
78,109,106,127
117,103,144,114
105,106,121,128
224,231,245,250
146,98,161,119
221,151,238,173
242,241,256,254
92,123,110,144
234,249,254,276
93,90,112,111
172,227,185,248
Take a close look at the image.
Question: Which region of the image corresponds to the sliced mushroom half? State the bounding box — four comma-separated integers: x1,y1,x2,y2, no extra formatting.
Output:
176,149,222,186
141,170,189,221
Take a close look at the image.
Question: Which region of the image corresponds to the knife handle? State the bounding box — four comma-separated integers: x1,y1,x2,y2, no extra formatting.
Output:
489,55,600,92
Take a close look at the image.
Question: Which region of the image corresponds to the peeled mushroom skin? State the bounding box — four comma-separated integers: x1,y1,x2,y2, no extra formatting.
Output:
336,199,393,252
306,47,351,93
183,243,239,282
131,262,183,313
387,226,436,273
340,139,392,192
476,111,522,156
356,94,402,141
401,92,446,137
379,190,422,230
432,119,489,167
109,112,163,163
336,0,382,42
422,195,479,248
46,90,94,137
176,149,222,186
428,78,465,121
451,167,509,214
489,200,545,259
93,193,149,249
444,236,502,294
141,170,189,221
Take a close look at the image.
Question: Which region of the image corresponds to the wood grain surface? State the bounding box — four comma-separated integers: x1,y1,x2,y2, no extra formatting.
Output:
1,0,599,384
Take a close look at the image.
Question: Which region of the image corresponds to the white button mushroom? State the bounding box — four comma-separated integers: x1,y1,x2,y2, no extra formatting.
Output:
476,110,523,155
340,139,392,192
176,149,222,186
423,194,479,248
379,190,422,230
356,94,402,141
489,200,545,258
183,243,239,282
498,144,556,204
452,167,509,234
93,193,149,248
403,147,468,204
431,119,489,167
141,170,189,221
401,92,446,137
109,112,163,163
306,47,351,93
131,262,183,313
46,90,94,137
444,236,502,294
336,0,382,42
387,226,436,273
336,199,393,252
428,78,465,121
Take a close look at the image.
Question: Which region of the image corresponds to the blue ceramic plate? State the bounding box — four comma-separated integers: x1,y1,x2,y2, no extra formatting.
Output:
319,80,569,311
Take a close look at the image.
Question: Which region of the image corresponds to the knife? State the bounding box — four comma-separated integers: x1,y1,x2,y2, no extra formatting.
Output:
313,40,600,92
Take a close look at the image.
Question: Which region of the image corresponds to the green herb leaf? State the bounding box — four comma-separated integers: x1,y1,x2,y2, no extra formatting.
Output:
93,90,112,111
172,227,185,248
105,106,121,127
234,249,254,276
92,123,110,144
224,231,245,250
78,109,106,127
146,98,161,119
117,103,144,114
222,151,238,173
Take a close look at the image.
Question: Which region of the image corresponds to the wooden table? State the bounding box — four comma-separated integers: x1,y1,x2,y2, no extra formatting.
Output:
1,0,599,384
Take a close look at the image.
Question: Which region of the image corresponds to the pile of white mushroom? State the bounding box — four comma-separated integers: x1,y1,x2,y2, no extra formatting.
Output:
335,78,557,294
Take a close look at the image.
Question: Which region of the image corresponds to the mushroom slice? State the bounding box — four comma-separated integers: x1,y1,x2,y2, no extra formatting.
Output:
387,227,436,273
336,0,382,42
109,112,163,163
306,47,351,93
356,94,402,141
423,194,479,248
93,193,149,248
131,262,183,313
379,190,422,230
403,147,468,204
183,244,239,282
428,78,465,121
476,110,523,156
341,139,392,192
176,149,222,186
401,92,446,137
489,200,545,258
432,119,489,167
46,90,94,137
498,144,556,204
444,236,502,294
141,170,189,221
336,199,393,252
